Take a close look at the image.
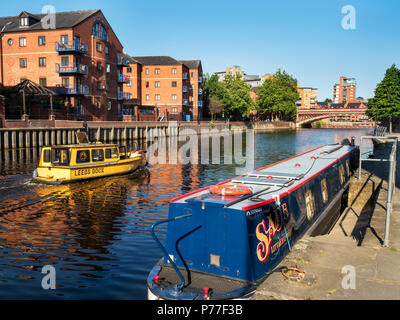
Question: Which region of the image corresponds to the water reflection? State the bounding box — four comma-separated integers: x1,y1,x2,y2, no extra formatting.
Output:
0,128,372,299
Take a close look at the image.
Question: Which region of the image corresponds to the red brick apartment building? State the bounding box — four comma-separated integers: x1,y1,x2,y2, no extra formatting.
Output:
0,10,204,122
122,56,204,121
333,76,356,104
0,9,132,121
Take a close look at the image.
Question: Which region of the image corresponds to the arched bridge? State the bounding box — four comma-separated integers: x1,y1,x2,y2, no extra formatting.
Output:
296,108,368,126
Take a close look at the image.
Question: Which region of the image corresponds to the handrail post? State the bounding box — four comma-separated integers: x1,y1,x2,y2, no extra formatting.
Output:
383,137,397,247
150,214,192,293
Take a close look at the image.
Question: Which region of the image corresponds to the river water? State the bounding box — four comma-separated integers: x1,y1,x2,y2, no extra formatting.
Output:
0,128,372,299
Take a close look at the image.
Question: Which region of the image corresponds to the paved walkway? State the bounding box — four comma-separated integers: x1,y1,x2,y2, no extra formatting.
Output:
253,138,400,300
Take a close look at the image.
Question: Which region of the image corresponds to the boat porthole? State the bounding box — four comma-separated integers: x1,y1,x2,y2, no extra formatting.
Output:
305,190,315,220
339,165,345,184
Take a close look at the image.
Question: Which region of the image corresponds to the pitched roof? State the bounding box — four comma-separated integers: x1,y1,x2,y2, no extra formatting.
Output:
132,56,182,66
12,79,56,95
179,60,201,69
0,10,99,33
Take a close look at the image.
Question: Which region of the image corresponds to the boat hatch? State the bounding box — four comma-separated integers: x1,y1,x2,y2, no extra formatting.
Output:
232,176,294,187
248,171,305,181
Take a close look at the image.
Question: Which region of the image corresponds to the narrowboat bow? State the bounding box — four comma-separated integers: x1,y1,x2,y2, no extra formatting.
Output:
32,136,146,185
148,139,359,300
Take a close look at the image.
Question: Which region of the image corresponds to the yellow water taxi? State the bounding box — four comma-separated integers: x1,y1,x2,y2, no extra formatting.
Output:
32,134,146,185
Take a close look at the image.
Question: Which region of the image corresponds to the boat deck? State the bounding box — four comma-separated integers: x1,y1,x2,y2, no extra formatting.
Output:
156,265,251,298
172,144,354,210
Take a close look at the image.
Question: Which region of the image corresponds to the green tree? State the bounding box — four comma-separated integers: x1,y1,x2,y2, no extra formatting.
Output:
256,69,299,121
367,64,400,133
223,74,255,119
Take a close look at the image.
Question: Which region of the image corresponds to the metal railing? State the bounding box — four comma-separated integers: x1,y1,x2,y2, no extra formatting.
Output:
358,132,398,247
374,125,387,137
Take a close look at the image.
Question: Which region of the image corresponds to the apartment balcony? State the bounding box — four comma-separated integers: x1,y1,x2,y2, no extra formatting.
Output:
183,99,189,106
118,92,132,100
182,86,189,93
55,41,88,54
198,88,203,95
55,63,88,75
183,73,189,80
117,56,130,67
56,84,89,96
117,74,130,83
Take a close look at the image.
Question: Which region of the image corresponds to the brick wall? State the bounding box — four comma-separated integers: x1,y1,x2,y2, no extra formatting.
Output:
0,10,125,122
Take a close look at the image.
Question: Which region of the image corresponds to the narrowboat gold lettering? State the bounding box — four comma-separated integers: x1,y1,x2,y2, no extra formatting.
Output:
256,217,277,263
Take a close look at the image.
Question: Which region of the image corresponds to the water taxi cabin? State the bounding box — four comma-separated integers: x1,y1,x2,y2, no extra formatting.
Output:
34,143,144,184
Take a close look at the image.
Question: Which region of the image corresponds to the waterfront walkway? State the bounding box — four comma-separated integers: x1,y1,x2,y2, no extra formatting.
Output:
253,136,400,300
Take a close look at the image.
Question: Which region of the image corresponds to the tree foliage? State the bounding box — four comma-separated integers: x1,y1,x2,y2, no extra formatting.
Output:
367,64,400,132
256,69,299,121
203,73,254,120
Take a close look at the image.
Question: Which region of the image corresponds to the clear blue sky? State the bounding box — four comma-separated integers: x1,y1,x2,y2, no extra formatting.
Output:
1,0,399,100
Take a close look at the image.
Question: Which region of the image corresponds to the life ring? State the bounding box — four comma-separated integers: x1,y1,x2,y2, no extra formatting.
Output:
209,184,253,196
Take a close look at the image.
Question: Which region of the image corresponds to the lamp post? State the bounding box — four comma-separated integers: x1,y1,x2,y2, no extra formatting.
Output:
0,22,12,87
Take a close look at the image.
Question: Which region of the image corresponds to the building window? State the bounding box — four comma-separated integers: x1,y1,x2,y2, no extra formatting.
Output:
19,37,27,47
97,101,101,109
107,101,112,111
172,81,177,87
39,78,47,87
97,62,102,71
61,56,69,66
145,94,150,101
39,57,46,67
96,42,102,52
172,68,177,74
19,58,27,68
60,35,69,44
145,68,149,75
97,81,102,90
191,72,194,78
106,64,110,73
62,78,69,87
20,17,29,27
38,36,46,46
127,67,132,73
155,94,160,101
155,81,160,88
145,81,149,88
172,107,177,113
105,45,109,55
155,68,160,75
172,94,177,101
127,80,132,87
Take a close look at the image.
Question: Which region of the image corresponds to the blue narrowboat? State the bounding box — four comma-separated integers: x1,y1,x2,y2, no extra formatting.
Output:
148,139,359,300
